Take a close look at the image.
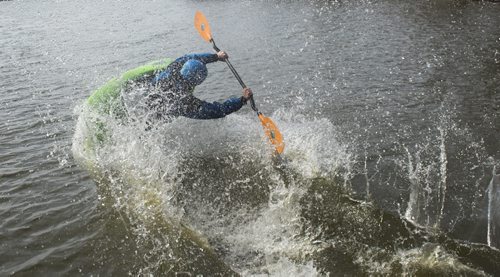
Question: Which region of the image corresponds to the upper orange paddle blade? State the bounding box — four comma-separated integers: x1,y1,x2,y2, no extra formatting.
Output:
194,11,213,42
258,114,285,154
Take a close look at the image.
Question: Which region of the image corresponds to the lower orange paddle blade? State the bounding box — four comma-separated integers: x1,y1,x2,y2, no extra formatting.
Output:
258,114,285,154
194,11,212,42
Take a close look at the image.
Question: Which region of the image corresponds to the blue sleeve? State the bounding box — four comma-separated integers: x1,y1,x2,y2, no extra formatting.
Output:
178,53,219,64
185,97,245,119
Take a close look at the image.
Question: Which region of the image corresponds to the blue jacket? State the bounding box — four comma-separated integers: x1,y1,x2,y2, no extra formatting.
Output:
147,53,245,121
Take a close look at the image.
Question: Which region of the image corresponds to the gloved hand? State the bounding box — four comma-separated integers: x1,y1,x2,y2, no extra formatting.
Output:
217,51,228,61
241,87,253,104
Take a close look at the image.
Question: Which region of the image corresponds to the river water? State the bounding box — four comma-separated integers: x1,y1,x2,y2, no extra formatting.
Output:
1,0,500,276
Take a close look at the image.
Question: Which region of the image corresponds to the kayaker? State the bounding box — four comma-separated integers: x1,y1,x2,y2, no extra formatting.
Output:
145,51,253,122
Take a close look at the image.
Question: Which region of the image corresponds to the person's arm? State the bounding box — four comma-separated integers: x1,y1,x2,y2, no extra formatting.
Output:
184,88,253,119
179,51,228,64
184,53,219,64
185,97,245,119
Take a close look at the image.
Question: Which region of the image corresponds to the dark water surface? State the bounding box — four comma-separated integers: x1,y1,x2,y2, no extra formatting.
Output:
1,0,500,275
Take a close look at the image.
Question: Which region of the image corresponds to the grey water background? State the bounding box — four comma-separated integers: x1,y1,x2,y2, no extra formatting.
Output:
1,0,500,275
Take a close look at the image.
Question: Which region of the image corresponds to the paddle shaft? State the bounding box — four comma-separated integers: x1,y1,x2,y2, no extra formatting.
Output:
211,40,258,113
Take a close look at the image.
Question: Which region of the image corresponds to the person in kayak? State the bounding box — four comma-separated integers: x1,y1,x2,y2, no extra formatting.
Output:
145,51,253,122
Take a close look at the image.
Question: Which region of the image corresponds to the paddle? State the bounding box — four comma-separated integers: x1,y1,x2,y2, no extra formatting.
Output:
194,11,285,155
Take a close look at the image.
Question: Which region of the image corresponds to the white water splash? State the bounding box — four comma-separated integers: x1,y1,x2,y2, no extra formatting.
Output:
179,110,352,275
437,125,448,227
487,164,500,249
403,112,452,229
355,243,487,276
73,102,352,275
272,108,354,181
404,146,425,226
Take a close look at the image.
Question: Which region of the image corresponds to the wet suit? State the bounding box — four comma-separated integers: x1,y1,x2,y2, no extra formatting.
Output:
146,53,247,122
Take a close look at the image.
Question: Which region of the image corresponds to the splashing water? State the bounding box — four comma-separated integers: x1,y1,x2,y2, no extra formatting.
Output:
487,163,500,249
437,124,448,227
72,98,355,275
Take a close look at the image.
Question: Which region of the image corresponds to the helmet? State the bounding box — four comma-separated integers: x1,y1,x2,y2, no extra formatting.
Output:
180,59,207,86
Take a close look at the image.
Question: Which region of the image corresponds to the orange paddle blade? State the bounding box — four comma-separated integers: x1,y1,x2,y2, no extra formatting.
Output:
194,11,212,42
258,114,285,154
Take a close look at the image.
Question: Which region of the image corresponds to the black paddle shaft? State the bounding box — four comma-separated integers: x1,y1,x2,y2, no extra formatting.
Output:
211,40,258,113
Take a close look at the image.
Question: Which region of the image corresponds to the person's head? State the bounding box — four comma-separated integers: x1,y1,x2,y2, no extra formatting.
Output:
180,59,207,86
